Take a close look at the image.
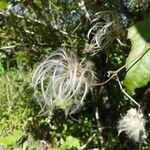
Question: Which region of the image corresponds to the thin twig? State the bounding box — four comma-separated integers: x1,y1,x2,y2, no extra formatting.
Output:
0,10,74,38
0,45,16,50
95,107,101,132
81,126,116,149
72,23,82,34
79,0,91,21
138,131,143,150
93,48,150,86
81,133,96,150
116,76,140,107
116,38,128,47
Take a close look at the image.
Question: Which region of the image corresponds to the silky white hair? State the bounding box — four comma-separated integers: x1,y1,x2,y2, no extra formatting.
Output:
118,108,146,142
32,49,96,115
87,11,124,55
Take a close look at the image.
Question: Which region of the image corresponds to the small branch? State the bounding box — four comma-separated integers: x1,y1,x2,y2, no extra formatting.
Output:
72,23,82,34
93,48,150,86
0,10,76,39
81,133,96,150
49,1,59,9
0,45,16,50
116,76,140,107
15,13,75,38
0,10,45,25
138,131,142,150
93,73,116,86
24,29,34,35
116,38,128,47
0,35,15,39
79,0,91,21
95,107,101,132
81,126,116,149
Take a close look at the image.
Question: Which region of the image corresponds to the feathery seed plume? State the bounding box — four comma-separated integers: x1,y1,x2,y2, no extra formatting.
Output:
32,49,96,115
87,11,124,55
118,108,146,142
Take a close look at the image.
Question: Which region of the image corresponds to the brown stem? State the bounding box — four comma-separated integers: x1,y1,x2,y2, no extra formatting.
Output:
93,48,150,86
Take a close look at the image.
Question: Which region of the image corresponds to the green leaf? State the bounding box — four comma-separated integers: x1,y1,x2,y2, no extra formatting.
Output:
0,130,21,146
0,0,7,10
124,18,150,95
60,136,80,150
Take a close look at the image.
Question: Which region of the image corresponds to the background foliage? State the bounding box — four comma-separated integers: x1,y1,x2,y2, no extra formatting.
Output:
0,0,150,149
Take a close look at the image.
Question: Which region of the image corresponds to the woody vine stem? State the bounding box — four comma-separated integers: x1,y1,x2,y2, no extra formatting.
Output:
93,48,150,107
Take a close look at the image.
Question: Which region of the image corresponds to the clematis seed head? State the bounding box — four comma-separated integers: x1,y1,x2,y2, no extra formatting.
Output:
32,48,96,116
118,108,146,142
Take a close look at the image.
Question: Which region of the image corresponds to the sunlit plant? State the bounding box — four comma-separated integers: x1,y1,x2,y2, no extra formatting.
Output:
32,49,96,115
